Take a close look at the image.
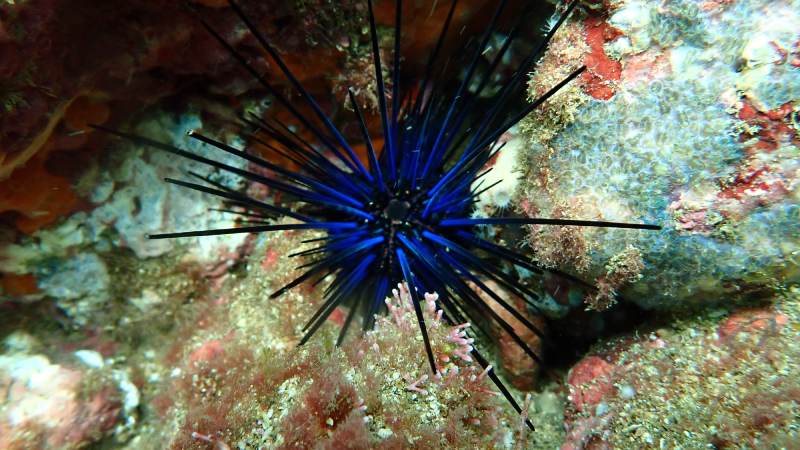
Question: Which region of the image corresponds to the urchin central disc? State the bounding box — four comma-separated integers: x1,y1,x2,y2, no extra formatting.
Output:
385,198,411,221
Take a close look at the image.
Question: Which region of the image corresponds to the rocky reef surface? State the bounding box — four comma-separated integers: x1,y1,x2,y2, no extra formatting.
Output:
0,0,798,449
521,0,799,311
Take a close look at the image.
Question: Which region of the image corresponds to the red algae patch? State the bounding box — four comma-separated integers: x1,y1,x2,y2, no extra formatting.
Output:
580,16,622,101
567,356,614,414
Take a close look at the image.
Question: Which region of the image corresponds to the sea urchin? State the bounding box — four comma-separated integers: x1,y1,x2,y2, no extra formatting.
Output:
95,0,660,429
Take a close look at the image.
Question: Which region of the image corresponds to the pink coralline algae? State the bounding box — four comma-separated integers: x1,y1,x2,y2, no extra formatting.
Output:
336,283,526,448
566,356,614,415
0,353,122,449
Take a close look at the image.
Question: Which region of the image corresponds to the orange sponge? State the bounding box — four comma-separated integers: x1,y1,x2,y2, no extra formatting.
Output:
0,273,39,296
0,155,79,234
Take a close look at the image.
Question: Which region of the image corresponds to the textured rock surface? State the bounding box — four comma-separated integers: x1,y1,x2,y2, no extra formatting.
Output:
561,288,800,448
520,0,800,309
1,110,251,324
114,232,542,449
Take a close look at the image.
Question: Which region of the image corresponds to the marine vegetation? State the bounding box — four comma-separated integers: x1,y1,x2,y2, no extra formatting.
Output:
94,0,660,428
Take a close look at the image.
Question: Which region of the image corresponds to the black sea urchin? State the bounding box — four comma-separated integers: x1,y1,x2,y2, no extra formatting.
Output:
96,0,660,429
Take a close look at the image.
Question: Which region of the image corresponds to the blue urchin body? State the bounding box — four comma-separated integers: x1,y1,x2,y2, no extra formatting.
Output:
96,0,659,429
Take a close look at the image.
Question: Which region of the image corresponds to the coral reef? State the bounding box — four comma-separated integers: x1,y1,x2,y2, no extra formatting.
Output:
108,229,545,449
227,283,525,449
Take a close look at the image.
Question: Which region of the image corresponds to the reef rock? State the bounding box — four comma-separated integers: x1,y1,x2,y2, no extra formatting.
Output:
520,0,800,309
561,288,800,449
0,350,124,449
0,111,251,325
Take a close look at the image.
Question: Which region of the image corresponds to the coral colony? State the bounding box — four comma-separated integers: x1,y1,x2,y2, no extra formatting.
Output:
96,0,660,429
